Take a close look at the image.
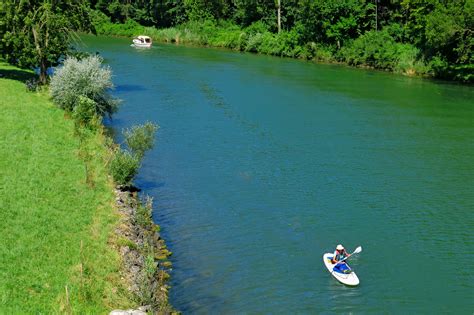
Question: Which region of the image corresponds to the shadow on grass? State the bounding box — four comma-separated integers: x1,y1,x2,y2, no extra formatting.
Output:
0,68,36,83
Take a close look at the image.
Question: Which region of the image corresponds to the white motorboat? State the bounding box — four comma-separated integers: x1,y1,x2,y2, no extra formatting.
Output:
132,35,152,48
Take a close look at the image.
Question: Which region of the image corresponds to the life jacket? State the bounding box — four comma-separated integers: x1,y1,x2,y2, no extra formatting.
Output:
333,250,347,262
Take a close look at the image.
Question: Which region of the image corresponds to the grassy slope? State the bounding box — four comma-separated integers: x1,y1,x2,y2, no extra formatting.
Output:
0,61,132,313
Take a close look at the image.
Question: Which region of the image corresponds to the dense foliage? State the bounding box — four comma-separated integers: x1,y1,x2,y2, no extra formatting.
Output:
1,0,93,84
91,0,473,82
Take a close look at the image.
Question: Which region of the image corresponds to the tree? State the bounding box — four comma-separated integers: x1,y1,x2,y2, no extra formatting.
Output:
298,0,372,48
232,0,277,29
277,0,281,33
1,0,93,84
424,1,473,64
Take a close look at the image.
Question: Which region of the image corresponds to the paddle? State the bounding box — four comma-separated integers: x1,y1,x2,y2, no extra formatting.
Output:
333,246,362,270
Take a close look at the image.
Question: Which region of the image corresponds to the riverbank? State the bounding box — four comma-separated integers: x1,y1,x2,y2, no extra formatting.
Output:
92,17,472,83
0,61,173,313
113,187,173,314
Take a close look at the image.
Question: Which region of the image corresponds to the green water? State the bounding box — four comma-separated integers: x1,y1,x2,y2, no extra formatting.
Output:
81,35,474,313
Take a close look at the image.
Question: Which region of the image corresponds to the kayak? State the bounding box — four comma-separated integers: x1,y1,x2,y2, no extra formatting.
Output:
323,253,360,286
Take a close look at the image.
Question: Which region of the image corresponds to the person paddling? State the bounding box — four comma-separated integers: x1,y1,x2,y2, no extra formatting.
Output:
331,244,351,265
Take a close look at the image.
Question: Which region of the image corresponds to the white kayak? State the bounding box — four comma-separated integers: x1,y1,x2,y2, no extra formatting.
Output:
323,253,360,286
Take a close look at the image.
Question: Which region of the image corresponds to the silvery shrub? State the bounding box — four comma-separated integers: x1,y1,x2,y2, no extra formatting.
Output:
50,55,118,116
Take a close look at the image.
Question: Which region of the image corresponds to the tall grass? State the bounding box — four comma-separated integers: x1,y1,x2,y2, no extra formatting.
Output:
339,30,429,76
0,61,133,313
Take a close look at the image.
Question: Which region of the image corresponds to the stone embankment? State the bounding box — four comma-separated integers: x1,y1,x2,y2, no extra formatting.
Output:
111,187,175,314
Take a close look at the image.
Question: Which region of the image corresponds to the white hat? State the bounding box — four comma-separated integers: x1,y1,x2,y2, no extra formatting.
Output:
336,244,344,250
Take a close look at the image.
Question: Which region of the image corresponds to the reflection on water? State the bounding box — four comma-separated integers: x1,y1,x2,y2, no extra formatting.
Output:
114,84,147,93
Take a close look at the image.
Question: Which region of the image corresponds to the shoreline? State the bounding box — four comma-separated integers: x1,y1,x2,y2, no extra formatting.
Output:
90,31,472,87
91,20,472,84
112,186,174,314
91,31,462,85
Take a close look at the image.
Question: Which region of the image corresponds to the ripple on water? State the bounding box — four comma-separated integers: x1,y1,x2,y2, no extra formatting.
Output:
80,35,474,313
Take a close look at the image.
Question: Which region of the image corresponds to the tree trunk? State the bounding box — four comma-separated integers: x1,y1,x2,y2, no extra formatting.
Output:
39,58,48,85
32,25,48,85
375,0,378,31
277,0,281,33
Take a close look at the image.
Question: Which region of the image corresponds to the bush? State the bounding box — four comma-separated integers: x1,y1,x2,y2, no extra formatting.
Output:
257,32,280,55
111,122,159,186
276,30,302,57
428,55,450,78
310,43,335,62
244,21,269,36
208,27,243,50
395,44,427,75
123,122,159,159
341,30,398,69
110,149,140,186
72,96,101,129
50,56,118,116
245,33,264,53
341,29,427,74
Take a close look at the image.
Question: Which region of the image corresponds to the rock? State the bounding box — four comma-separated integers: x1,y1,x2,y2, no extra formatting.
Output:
161,261,172,268
120,246,130,256
113,187,174,313
109,310,146,315
130,284,139,293
138,305,151,312
130,265,140,276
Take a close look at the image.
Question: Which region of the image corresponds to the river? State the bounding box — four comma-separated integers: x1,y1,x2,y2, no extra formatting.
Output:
80,35,474,314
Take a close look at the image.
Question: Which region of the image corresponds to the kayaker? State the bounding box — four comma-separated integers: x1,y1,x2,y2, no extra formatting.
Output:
331,244,350,264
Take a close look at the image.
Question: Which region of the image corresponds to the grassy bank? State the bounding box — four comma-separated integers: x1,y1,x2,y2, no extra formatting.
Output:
0,61,133,312
92,16,473,83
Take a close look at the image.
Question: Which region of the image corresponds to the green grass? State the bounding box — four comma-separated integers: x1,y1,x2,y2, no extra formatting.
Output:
0,61,133,313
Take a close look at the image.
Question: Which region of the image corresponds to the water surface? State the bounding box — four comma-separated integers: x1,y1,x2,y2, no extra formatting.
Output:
80,35,474,314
